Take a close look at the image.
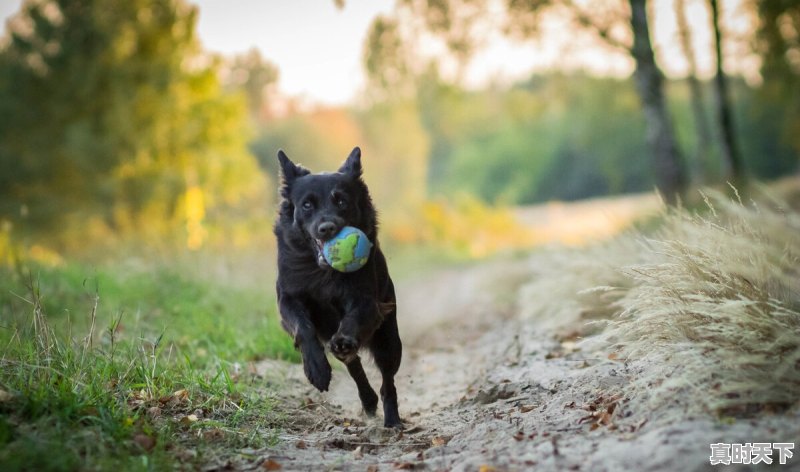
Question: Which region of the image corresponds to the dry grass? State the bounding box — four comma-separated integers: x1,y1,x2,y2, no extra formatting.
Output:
606,191,799,414
520,185,800,415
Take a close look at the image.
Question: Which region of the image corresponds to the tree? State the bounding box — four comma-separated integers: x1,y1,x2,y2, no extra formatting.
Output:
709,0,743,181
628,0,686,202
0,0,267,246
224,48,279,122
752,0,800,165
675,0,712,184
364,0,688,203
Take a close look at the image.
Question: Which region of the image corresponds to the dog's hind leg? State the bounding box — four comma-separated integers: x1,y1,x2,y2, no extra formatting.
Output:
345,356,379,416
369,314,403,428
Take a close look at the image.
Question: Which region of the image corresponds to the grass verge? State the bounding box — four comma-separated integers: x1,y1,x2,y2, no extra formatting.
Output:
0,261,296,470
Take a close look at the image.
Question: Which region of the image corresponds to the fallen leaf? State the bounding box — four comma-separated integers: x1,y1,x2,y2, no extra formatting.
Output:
394,462,415,470
366,466,379,472
513,431,525,441
519,405,535,413
353,446,363,460
180,414,199,425
431,436,448,446
478,466,497,472
160,388,189,407
295,440,307,449
579,395,620,430
133,433,156,452
262,459,282,470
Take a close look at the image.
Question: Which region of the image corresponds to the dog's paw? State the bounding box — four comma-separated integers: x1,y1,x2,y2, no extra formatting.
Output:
383,418,404,429
303,351,332,392
330,333,359,362
361,390,379,417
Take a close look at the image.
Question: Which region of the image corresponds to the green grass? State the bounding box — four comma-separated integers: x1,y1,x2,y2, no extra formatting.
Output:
0,259,297,470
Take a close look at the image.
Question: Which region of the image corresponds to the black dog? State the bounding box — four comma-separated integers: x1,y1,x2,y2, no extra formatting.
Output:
273,147,402,428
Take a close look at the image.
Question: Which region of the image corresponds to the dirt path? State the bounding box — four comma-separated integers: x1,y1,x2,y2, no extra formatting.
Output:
251,258,800,471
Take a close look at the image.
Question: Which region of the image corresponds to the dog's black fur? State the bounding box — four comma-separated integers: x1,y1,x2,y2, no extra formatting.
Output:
273,147,402,428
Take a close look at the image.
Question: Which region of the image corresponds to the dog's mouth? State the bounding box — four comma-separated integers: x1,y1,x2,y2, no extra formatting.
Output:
312,238,329,269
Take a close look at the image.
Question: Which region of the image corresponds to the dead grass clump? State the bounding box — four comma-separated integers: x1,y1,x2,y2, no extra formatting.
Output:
599,191,800,414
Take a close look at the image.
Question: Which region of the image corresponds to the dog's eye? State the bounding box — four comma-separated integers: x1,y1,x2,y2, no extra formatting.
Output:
335,197,347,209
302,201,313,211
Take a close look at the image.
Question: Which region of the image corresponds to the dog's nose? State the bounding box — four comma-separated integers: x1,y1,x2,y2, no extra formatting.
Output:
317,222,338,239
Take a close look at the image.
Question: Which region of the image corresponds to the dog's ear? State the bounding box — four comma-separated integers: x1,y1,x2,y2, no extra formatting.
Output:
338,146,362,178
277,150,309,188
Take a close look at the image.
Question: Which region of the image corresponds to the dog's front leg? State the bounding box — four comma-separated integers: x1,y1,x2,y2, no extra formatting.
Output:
330,296,382,363
278,295,331,391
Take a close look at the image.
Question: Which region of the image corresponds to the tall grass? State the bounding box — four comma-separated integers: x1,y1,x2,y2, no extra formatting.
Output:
601,191,800,414
520,186,800,415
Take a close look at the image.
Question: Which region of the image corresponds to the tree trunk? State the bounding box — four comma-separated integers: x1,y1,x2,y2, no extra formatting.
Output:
628,0,686,204
709,0,743,181
676,0,711,184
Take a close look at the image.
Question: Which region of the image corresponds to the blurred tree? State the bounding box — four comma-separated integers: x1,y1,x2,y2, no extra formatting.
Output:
0,0,266,246
357,101,430,209
675,0,712,184
363,14,417,100
421,73,653,204
708,0,743,182
223,48,279,122
366,0,688,203
628,0,686,202
753,0,800,166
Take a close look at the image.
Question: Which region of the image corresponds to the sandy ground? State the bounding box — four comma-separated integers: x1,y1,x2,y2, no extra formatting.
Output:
246,257,799,472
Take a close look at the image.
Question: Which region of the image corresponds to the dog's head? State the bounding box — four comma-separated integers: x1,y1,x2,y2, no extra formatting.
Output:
277,147,376,268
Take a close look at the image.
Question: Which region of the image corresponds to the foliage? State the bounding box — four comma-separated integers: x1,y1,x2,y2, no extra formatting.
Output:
252,70,797,215
223,48,279,121
751,0,800,164
422,74,654,203
418,195,536,258
356,100,430,210
0,0,268,250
